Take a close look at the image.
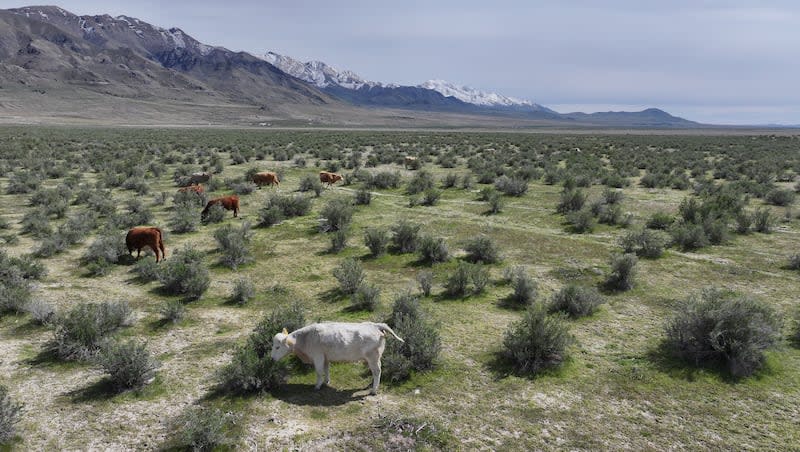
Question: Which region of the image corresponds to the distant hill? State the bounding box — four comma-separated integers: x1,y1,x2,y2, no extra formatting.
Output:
0,5,699,127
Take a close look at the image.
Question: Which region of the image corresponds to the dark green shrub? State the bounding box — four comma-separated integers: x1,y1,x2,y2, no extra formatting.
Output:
173,189,206,207
549,285,605,317
382,293,441,382
214,222,253,269
333,258,364,295
788,253,800,270
249,303,306,356
0,273,30,315
350,284,381,311
159,300,186,324
354,188,372,205
664,288,781,377
670,222,709,251
217,342,288,394
442,173,459,189
320,198,354,232
416,270,434,297
752,207,774,233
96,339,158,391
157,246,210,300
364,227,389,257
494,176,528,196
169,202,200,233
420,188,441,206
596,203,624,226
604,253,638,291
502,304,571,374
470,264,490,294
486,192,503,214
765,188,795,206
0,384,22,444
133,258,160,282
464,235,501,264
50,301,132,360
298,174,323,196
417,235,450,263
557,188,587,214
166,407,239,451
601,187,624,205
406,170,435,195
735,211,753,234
329,229,349,253
20,207,52,237
460,173,475,189
567,208,596,233
646,211,675,230
506,266,538,306
391,219,421,253
231,279,255,305
201,203,226,224
366,171,401,189
444,262,472,297
619,228,669,258
83,230,127,275
6,169,41,194
258,206,284,227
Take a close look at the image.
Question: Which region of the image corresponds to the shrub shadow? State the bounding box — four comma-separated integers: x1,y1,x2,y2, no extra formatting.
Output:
483,352,564,382
67,378,119,403
495,295,529,311
644,342,740,384
316,288,349,304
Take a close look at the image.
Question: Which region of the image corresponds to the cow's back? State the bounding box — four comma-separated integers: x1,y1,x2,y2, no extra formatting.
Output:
295,323,384,362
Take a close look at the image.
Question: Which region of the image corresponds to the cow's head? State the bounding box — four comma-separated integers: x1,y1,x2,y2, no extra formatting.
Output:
271,328,295,361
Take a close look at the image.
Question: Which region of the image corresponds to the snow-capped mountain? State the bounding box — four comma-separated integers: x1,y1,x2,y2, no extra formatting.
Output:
262,52,382,90
420,79,554,113
262,51,553,113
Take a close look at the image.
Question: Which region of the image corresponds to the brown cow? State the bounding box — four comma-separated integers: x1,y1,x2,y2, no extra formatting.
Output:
319,171,343,187
252,171,280,188
126,227,166,263
404,156,418,169
202,195,239,218
180,172,212,187
178,184,204,195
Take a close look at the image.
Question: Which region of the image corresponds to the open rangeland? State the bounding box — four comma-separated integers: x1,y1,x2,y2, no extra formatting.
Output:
0,127,799,450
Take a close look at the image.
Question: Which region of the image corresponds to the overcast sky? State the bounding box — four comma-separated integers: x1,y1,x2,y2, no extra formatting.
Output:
5,0,799,124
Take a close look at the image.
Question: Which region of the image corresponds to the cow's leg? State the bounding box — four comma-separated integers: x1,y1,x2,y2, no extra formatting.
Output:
313,355,326,390
366,350,382,395
136,248,141,259
323,358,331,386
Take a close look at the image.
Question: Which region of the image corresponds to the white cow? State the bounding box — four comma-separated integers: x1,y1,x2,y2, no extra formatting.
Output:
271,322,404,395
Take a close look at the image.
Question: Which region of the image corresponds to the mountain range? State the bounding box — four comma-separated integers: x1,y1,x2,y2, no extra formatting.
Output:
0,5,698,127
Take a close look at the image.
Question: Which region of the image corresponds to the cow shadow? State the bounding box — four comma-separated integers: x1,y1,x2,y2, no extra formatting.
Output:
270,384,370,406
66,378,118,403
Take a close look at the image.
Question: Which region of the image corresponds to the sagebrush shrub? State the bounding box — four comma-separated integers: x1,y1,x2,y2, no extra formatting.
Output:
391,220,421,253
333,258,364,294
664,288,781,377
670,222,709,251
604,253,638,291
330,229,349,253
364,227,389,257
133,258,160,282
486,191,503,214
50,301,132,360
619,228,669,258
366,171,401,189
320,198,354,232
96,339,159,391
201,203,226,224
159,300,186,324
752,207,774,233
231,279,255,305
217,342,288,393
0,384,22,444
157,246,210,300
167,407,239,451
420,188,441,206
417,235,450,263
416,270,434,297
20,207,52,238
406,170,435,195
765,188,795,206
169,202,200,233
261,194,312,226
494,175,528,196
549,285,605,317
0,273,30,315
567,208,595,233
788,253,800,270
350,284,381,311
24,299,54,325
83,230,126,273
557,188,587,214
299,174,323,196
646,211,675,230
355,188,372,205
214,222,253,269
464,235,501,264
506,266,537,306
444,262,487,297
382,293,441,382
502,303,572,374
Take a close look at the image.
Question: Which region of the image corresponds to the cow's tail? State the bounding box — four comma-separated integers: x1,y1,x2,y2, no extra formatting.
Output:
375,323,404,342
155,227,166,260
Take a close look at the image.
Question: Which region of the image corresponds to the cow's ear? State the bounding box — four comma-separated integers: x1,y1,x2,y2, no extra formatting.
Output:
286,336,295,348
282,328,288,335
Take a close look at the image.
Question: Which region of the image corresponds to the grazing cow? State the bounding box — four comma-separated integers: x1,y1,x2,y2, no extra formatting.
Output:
177,184,204,195
404,156,418,169
181,172,212,187
125,227,166,263
252,171,280,188
271,322,404,395
202,195,239,218
319,171,343,187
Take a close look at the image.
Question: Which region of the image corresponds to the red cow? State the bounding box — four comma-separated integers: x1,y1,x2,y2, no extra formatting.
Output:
178,184,204,195
319,171,344,187
252,171,280,188
126,227,166,263
202,195,239,218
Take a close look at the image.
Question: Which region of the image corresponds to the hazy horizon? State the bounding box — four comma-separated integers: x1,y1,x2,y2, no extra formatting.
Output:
4,1,799,125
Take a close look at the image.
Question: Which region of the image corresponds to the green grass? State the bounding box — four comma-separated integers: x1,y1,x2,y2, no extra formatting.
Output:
0,126,798,449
